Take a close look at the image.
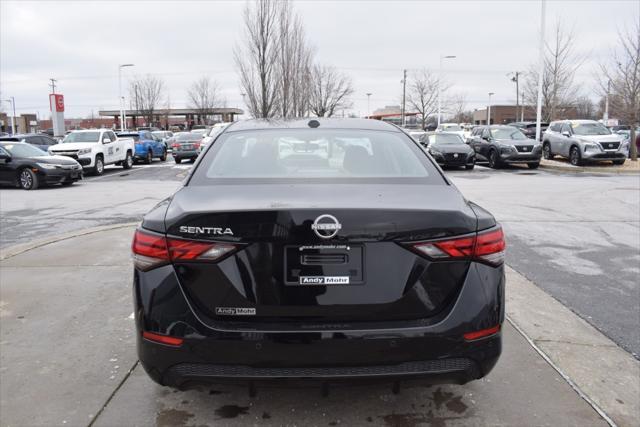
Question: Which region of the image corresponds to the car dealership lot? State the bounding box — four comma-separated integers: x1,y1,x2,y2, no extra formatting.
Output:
0,161,638,426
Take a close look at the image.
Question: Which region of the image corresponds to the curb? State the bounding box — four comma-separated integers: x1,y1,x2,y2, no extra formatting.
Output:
0,222,139,261
540,161,640,175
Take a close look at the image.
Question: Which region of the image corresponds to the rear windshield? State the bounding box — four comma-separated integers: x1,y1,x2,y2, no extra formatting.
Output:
118,134,140,141
176,133,202,141
189,129,442,184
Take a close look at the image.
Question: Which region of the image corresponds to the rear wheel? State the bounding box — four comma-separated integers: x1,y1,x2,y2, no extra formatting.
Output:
488,149,501,169
174,157,182,164
61,181,74,186
93,155,105,175
145,150,153,164
613,159,625,165
122,151,133,169
19,168,39,190
569,146,582,166
190,157,196,163
528,162,540,169
543,142,553,159
160,148,167,162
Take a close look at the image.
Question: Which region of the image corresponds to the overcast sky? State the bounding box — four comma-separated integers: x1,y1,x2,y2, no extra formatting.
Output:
1,0,638,120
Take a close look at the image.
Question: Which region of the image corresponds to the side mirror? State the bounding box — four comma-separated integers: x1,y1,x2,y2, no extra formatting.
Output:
102,137,111,144
561,131,571,137
0,153,11,162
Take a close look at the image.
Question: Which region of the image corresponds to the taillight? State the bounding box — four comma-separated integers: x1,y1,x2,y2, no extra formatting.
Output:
194,142,201,149
463,324,501,341
409,226,505,266
172,143,179,149
142,331,183,346
132,229,238,271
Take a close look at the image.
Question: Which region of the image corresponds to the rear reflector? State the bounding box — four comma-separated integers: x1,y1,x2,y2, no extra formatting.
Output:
132,229,238,271
463,325,501,341
142,331,183,346
410,226,505,266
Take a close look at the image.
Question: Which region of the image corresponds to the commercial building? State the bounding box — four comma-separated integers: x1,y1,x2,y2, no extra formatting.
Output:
0,113,39,134
98,107,244,130
472,105,579,125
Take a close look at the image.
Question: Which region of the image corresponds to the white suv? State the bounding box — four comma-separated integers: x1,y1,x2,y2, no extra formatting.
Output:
49,129,135,175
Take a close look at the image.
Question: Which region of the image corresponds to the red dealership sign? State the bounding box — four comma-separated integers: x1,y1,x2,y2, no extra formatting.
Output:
49,94,64,112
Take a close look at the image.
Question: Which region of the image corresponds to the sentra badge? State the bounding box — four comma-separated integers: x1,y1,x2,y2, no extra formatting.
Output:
180,226,234,236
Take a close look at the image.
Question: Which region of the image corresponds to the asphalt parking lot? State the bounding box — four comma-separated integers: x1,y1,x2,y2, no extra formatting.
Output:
1,160,638,426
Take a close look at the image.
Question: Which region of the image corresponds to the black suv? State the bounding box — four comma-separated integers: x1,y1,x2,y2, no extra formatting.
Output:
508,122,549,141
469,125,542,169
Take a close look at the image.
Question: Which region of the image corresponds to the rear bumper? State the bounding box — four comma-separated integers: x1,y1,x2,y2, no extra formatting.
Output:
172,150,198,159
134,262,505,388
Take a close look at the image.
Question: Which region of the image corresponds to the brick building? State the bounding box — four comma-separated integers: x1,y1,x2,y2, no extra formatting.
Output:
472,105,579,125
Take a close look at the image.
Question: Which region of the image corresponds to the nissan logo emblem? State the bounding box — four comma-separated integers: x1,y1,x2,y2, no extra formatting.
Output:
311,214,342,239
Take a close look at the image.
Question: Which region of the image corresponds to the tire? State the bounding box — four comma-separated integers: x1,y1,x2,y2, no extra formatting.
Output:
528,162,540,169
61,181,74,186
145,150,153,165
190,157,196,163
465,163,475,170
542,142,553,160
93,155,105,176
488,149,501,169
569,146,582,166
160,148,167,162
613,159,625,166
174,157,182,164
122,151,133,169
19,168,39,190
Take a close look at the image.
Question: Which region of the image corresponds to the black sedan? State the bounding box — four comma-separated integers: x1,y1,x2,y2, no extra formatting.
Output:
132,118,505,390
508,122,549,141
420,132,476,170
0,142,83,190
470,125,542,169
0,133,60,152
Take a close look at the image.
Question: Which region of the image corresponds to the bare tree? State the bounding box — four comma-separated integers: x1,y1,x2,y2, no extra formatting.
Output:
406,69,443,130
276,2,314,118
308,65,354,117
524,21,583,121
235,0,281,119
600,20,639,160
187,76,220,125
129,74,165,125
447,93,473,123
574,95,596,119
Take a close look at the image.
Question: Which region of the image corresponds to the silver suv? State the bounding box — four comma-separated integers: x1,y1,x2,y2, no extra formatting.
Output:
542,120,628,166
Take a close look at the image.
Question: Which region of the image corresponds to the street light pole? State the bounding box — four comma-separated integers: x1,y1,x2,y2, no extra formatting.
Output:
118,64,134,131
437,55,456,127
603,79,611,122
3,98,16,134
401,70,407,127
535,0,547,142
366,93,372,118
487,92,495,125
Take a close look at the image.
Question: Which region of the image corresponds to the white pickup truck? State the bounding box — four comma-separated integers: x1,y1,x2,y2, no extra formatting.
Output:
49,129,135,175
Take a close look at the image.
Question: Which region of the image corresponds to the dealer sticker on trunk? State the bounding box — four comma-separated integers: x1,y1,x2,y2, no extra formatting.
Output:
215,307,256,316
299,276,350,285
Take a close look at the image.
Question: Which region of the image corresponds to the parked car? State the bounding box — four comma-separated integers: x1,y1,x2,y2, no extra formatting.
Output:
118,131,167,164
190,128,208,137
469,125,542,169
609,125,630,132
0,133,59,151
170,132,203,163
49,129,135,175
542,120,628,166
152,131,174,149
508,121,549,141
407,129,426,143
421,132,476,170
199,122,231,153
0,142,83,189
435,123,466,141
136,126,160,132
132,118,505,389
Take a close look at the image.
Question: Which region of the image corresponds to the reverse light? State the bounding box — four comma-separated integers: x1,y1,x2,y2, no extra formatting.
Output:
410,226,505,266
142,331,183,346
463,325,501,341
131,229,238,271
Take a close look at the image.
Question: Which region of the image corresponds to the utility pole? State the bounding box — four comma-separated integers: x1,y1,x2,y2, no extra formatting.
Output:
366,93,372,118
521,91,525,121
49,78,57,94
3,98,16,134
401,70,407,127
603,79,611,122
510,72,520,122
535,0,547,142
437,55,456,127
487,92,495,125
